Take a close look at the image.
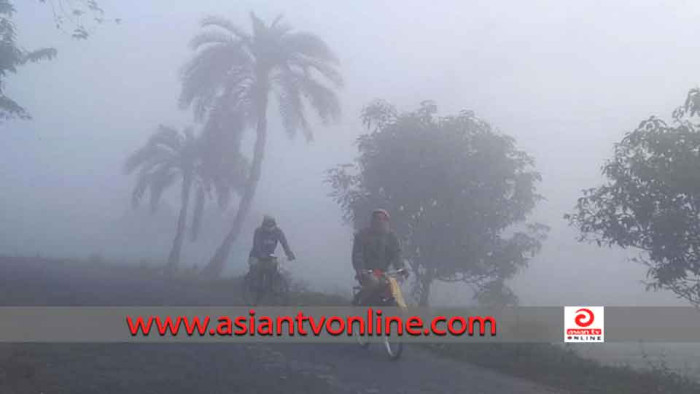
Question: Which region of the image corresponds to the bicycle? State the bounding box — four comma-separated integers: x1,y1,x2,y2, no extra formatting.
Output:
242,254,290,306
352,268,408,360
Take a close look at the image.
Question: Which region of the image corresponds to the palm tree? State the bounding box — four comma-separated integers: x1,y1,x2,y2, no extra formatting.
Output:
180,13,343,278
125,126,207,271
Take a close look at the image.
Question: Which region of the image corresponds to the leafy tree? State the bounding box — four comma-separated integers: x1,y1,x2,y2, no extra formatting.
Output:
567,88,700,306
124,125,245,271
0,0,115,122
328,100,547,306
39,0,118,39
179,13,343,278
0,0,56,122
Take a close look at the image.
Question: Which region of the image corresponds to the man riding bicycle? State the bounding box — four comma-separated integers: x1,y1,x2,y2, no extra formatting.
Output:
248,215,295,287
352,209,408,305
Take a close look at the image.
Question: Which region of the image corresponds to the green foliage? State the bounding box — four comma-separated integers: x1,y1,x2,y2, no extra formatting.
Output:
327,100,547,305
39,0,118,40
0,0,113,122
0,0,56,122
567,89,700,306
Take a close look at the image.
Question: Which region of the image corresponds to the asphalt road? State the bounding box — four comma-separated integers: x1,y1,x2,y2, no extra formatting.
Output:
0,257,564,394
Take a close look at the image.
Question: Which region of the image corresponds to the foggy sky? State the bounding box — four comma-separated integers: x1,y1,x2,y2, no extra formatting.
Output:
3,0,699,305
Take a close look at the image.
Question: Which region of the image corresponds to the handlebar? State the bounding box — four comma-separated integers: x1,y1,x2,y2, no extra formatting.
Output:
363,268,408,278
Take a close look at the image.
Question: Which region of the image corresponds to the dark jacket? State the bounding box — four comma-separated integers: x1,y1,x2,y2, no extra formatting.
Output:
352,227,403,272
249,226,293,260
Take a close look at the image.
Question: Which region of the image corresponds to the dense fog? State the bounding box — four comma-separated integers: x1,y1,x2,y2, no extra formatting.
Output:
4,0,699,306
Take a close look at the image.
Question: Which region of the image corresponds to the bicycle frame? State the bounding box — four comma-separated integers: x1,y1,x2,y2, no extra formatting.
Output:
246,255,288,305
352,268,407,360
353,269,407,307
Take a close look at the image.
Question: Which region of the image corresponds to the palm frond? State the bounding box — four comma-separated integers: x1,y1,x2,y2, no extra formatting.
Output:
148,166,178,212
125,127,182,175
291,55,343,88
283,32,339,64
0,94,29,120
295,73,341,124
151,125,184,150
126,125,200,212
21,47,57,64
201,15,250,40
270,14,284,29
180,13,342,149
189,30,235,51
130,171,150,207
179,43,250,113
249,12,267,39
276,71,309,139
0,0,14,16
268,16,292,37
124,146,151,174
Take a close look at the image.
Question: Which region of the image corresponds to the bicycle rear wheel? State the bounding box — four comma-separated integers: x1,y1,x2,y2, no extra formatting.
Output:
242,271,263,306
270,272,290,306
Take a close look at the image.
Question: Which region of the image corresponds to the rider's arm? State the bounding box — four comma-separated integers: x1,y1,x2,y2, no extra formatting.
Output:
388,232,404,270
352,232,364,273
277,228,295,260
249,228,262,259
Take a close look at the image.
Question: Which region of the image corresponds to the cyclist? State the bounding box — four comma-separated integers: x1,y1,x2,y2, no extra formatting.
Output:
248,215,295,288
352,209,408,305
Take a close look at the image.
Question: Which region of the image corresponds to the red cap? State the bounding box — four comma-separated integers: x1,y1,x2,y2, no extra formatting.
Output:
372,209,390,221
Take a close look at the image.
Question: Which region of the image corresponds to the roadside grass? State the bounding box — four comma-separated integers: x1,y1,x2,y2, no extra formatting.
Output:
424,343,700,394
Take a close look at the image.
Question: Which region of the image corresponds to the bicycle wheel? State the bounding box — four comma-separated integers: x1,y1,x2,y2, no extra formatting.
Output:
383,334,403,360
355,330,370,349
383,299,403,360
350,288,370,348
258,270,271,305
242,271,263,306
270,272,290,305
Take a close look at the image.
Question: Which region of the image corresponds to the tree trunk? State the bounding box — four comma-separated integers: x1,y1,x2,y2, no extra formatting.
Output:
418,269,433,306
166,173,193,272
201,88,268,279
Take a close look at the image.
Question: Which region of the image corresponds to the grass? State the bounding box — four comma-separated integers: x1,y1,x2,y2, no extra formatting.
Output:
425,343,700,394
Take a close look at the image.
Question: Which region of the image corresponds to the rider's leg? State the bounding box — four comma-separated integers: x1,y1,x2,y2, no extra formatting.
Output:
265,259,280,292
248,257,261,290
357,274,385,305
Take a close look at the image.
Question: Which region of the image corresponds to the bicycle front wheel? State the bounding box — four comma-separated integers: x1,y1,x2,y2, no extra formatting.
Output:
383,334,403,360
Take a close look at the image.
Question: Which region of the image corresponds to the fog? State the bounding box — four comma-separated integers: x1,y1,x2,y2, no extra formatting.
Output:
3,0,698,306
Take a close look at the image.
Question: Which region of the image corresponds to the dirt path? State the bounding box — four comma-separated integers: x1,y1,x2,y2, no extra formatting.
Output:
0,257,564,394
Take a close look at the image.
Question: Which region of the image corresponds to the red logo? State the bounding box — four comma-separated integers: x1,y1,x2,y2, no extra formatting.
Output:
565,306,604,342
574,308,595,327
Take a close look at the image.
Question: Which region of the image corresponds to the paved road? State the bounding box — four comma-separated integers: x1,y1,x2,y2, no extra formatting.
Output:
0,257,564,394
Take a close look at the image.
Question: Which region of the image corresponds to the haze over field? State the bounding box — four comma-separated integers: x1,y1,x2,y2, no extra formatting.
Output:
4,0,700,306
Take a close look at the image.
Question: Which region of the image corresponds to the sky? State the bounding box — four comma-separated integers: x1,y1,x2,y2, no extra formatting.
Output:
2,0,700,306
